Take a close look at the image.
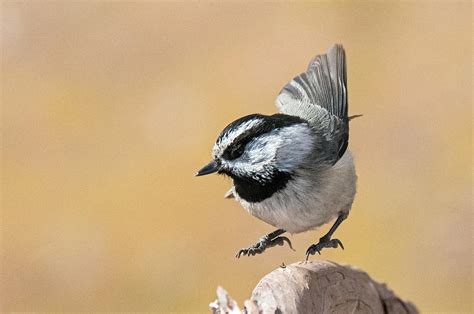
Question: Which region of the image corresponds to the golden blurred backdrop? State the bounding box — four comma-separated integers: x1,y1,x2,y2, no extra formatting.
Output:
1,1,472,313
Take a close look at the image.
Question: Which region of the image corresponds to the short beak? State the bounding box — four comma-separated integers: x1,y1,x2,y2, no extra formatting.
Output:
195,160,219,177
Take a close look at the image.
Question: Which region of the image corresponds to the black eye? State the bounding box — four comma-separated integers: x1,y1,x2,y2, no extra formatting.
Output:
227,144,245,160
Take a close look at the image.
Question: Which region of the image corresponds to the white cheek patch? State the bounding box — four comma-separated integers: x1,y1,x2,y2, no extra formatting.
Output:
229,139,277,178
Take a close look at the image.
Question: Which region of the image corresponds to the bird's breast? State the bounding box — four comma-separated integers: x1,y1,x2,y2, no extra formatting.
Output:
234,151,357,233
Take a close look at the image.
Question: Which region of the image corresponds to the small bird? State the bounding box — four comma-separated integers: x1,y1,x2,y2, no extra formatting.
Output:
196,44,359,260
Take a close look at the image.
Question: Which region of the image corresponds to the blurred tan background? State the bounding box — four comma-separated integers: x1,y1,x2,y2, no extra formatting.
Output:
1,1,472,313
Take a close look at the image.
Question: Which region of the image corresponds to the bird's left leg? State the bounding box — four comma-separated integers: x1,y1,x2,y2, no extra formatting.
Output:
306,212,348,260
236,229,294,258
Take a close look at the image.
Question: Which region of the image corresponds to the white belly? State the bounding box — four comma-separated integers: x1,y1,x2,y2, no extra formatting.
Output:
235,151,357,233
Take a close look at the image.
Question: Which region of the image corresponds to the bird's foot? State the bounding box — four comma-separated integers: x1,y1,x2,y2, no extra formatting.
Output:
236,236,293,258
305,236,344,260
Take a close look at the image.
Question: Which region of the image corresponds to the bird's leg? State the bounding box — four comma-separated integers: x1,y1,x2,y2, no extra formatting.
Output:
236,229,294,258
306,212,348,260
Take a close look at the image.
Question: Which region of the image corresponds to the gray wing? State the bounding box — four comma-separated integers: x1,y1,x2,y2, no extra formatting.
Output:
275,44,349,164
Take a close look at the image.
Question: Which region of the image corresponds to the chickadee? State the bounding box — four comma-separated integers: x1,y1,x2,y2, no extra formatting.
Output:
197,44,360,259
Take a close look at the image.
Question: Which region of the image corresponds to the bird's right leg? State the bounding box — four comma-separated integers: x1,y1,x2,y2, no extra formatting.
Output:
305,212,348,260
236,229,294,258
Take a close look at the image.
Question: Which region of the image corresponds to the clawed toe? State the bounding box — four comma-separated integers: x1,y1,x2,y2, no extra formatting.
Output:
236,242,265,258
305,238,344,260
271,236,295,251
332,238,344,250
236,234,294,258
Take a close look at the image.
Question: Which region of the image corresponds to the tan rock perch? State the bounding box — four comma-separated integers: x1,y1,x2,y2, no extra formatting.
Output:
210,260,418,314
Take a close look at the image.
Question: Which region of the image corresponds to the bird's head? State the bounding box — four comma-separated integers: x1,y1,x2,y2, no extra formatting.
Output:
196,114,314,185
